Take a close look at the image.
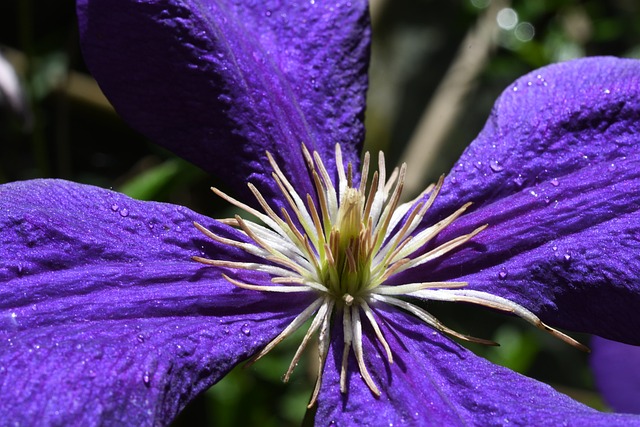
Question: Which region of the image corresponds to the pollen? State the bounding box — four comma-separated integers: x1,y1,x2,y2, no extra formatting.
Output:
193,144,587,407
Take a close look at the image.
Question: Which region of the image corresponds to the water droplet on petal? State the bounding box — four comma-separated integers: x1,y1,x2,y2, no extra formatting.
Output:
265,10,271,16
529,190,538,198
143,372,151,386
489,160,503,172
241,324,251,336
136,334,145,343
564,253,571,261
119,208,129,217
550,178,559,187
514,175,525,187
603,89,610,94
608,163,616,171
498,269,508,279
111,204,119,212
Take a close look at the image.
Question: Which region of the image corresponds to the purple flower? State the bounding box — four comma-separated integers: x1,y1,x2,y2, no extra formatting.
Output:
591,337,640,414
1,0,640,425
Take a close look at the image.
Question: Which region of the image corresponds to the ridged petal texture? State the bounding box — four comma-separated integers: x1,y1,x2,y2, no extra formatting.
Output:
396,57,640,344
76,0,369,204
0,180,310,426
316,307,640,426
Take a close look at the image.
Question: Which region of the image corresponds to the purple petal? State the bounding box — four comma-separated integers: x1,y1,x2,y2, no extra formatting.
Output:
77,0,369,203
591,336,640,414
316,307,640,426
0,180,310,426
398,57,640,343
437,57,640,213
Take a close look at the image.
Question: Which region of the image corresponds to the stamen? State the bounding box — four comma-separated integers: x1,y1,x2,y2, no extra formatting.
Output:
392,224,488,275
375,282,468,295
386,200,472,264
359,152,370,194
352,307,381,396
359,299,393,363
410,289,590,352
374,294,499,346
192,257,298,277
222,273,313,293
247,297,324,367
308,298,334,408
283,297,333,382
194,143,586,405
340,305,353,394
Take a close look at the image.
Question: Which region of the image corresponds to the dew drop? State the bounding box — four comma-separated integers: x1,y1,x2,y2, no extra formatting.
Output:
265,10,271,16
119,208,129,217
529,190,538,198
111,204,119,212
223,327,230,335
498,269,508,279
564,253,571,262
608,163,616,171
603,89,610,94
513,175,525,187
143,372,151,386
136,334,145,343
489,160,503,172
550,178,559,187
241,324,251,336
552,246,557,251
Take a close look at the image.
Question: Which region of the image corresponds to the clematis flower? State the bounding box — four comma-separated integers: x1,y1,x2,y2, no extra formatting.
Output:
2,0,640,425
591,337,640,414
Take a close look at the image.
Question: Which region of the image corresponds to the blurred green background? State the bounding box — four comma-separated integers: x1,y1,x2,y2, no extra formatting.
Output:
1,0,639,425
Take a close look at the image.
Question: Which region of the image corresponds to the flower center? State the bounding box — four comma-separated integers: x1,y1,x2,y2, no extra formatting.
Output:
193,144,587,408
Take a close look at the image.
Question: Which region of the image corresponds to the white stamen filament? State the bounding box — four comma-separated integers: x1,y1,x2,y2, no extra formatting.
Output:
194,143,587,406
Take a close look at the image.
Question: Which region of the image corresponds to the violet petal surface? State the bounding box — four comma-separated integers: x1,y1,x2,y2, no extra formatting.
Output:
591,336,640,414
394,57,640,343
76,0,369,203
0,179,310,426
316,307,640,426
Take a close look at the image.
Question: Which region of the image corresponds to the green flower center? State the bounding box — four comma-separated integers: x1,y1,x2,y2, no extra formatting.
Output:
193,144,587,407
